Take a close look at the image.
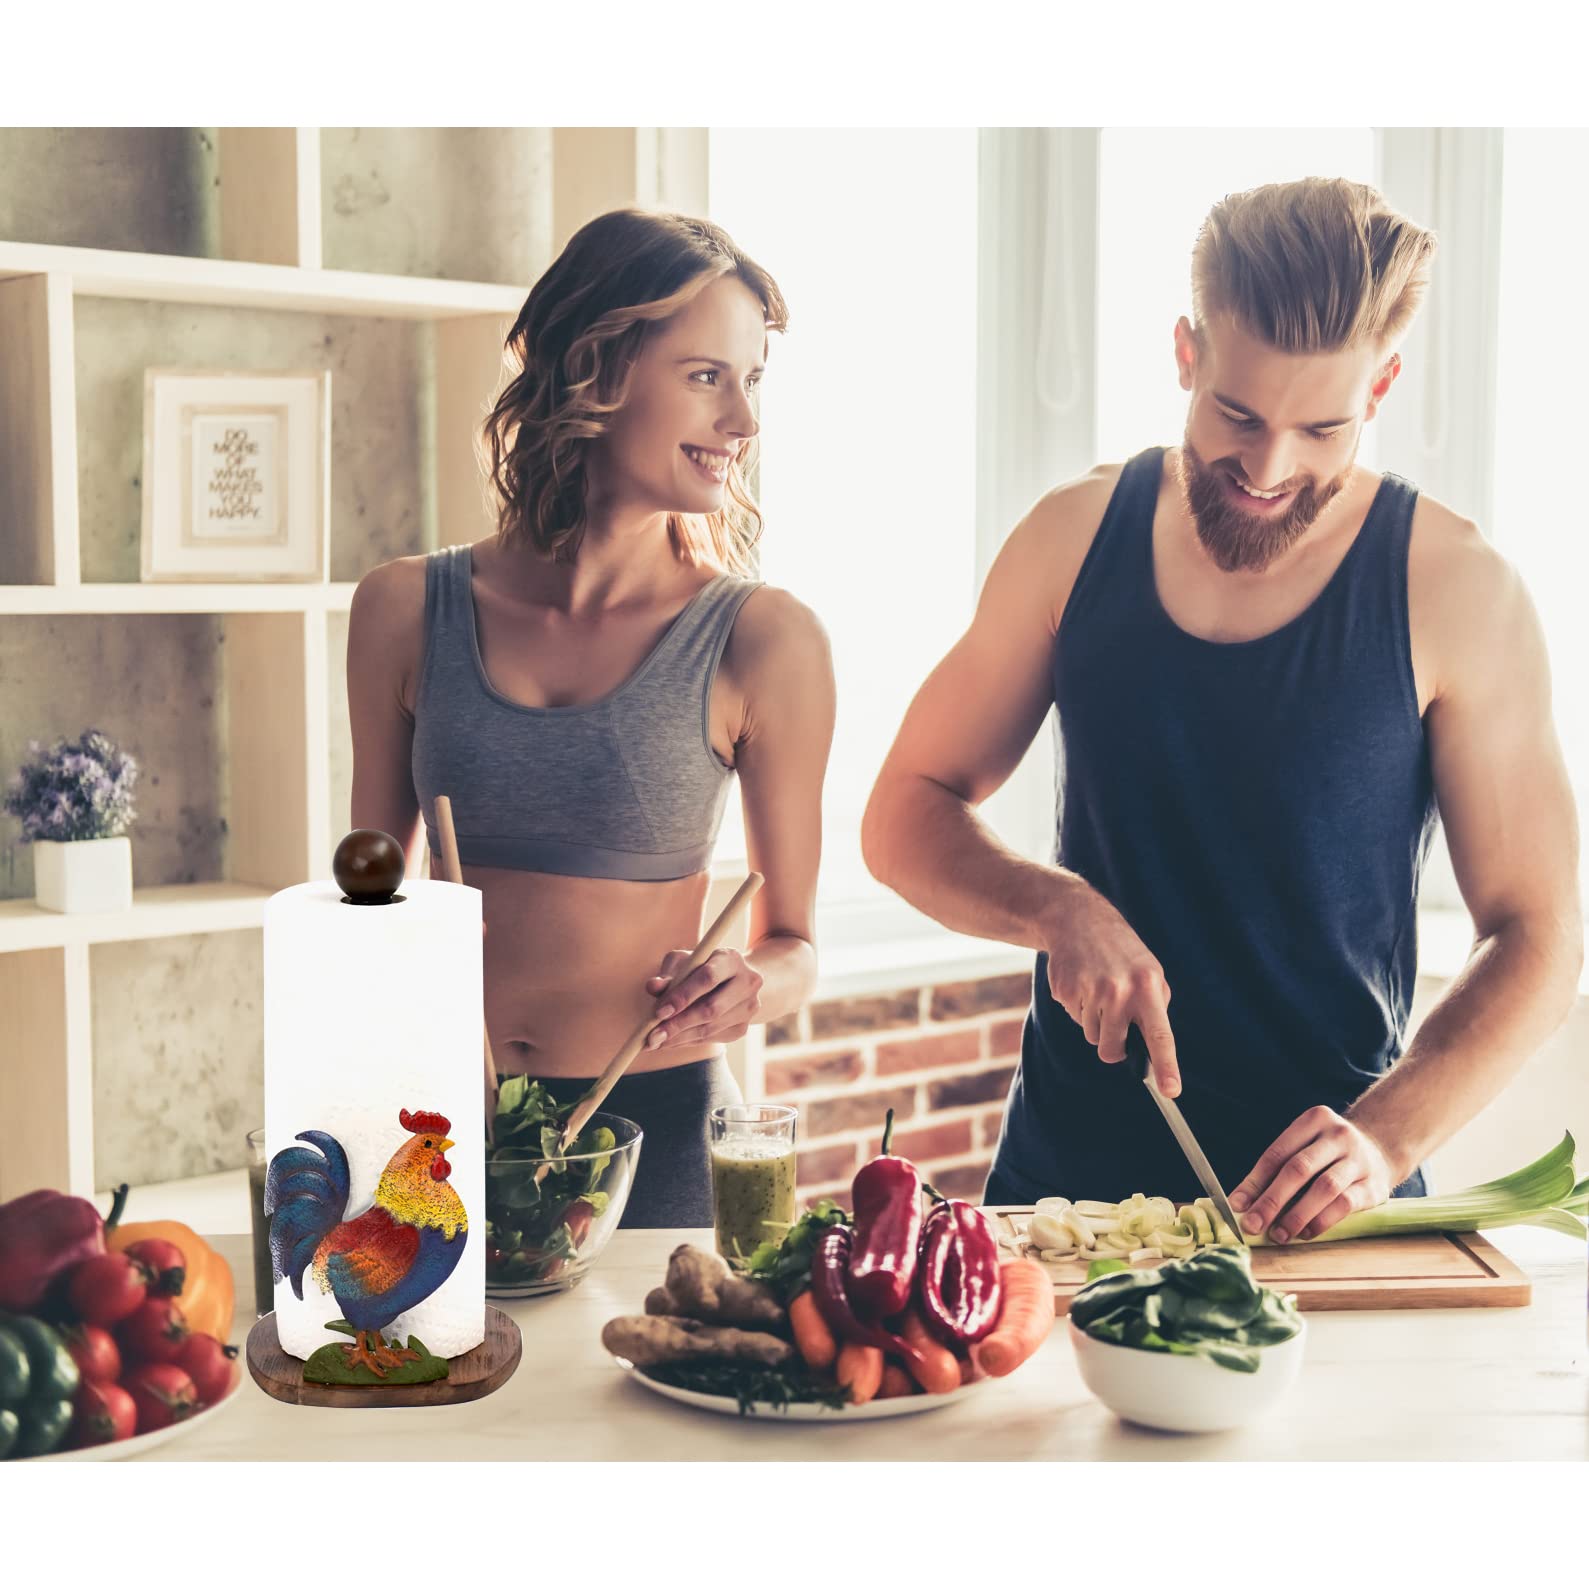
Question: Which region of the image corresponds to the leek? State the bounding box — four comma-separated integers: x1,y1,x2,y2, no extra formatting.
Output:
1009,1134,1584,1267
1275,1131,1579,1245
1517,1208,1589,1240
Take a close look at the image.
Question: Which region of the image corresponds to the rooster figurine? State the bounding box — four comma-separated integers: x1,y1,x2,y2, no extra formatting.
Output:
266,1107,467,1377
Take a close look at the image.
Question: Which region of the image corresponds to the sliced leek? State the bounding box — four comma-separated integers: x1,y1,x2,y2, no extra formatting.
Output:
1007,1134,1585,1268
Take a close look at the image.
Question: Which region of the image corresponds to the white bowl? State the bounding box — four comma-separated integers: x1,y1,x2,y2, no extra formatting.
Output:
1068,1313,1307,1433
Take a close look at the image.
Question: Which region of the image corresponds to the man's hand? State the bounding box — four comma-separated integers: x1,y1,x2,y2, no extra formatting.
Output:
643,949,764,1051
1230,1106,1397,1242
1042,880,1181,1097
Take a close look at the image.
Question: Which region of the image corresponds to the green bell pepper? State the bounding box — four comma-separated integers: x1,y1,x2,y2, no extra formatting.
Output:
0,1312,81,1459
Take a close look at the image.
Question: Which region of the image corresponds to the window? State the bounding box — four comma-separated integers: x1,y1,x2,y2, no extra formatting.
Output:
708,130,980,910
1494,129,1589,905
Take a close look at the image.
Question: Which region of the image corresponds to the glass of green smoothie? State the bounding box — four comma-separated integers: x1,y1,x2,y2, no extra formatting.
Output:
709,1103,798,1262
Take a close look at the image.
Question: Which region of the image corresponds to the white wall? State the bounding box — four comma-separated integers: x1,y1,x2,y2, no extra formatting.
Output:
1421,981,1588,1193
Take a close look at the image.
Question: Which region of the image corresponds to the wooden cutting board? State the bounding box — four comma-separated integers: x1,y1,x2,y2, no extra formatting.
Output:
988,1209,1532,1312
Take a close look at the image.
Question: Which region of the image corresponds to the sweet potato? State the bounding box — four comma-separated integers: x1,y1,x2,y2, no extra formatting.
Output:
602,1315,793,1369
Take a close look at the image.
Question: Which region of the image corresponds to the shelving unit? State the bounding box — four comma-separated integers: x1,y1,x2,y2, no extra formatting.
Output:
0,240,528,317
0,584,357,614
0,127,710,1200
0,883,275,954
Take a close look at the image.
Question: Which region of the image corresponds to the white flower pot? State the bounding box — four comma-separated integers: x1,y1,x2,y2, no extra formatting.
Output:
32,836,133,914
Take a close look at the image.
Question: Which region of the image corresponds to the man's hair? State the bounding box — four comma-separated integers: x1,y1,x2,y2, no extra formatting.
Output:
1191,177,1437,355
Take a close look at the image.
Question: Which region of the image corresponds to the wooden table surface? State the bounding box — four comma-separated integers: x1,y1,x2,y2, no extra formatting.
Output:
139,1225,1589,1461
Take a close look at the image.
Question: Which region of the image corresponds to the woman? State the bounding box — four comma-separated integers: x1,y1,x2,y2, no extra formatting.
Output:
347,209,834,1227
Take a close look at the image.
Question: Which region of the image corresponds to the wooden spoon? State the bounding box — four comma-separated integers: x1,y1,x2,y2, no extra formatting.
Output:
534,870,764,1183
433,796,498,1145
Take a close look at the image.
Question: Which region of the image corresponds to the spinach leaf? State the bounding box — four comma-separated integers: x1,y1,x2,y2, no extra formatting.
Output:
571,1126,617,1190
1166,1289,1262,1335
1069,1268,1165,1329
1161,1246,1260,1307
1073,1244,1300,1373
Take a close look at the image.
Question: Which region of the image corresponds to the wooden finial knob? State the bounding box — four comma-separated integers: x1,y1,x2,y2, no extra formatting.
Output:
333,829,405,904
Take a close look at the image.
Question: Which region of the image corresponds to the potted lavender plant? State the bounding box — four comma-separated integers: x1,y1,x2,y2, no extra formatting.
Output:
4,730,139,913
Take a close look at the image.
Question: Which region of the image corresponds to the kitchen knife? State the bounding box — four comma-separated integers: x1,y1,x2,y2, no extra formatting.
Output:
1125,1028,1249,1247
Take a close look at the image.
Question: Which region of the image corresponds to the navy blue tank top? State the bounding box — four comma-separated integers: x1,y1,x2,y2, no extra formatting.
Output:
992,447,1438,1204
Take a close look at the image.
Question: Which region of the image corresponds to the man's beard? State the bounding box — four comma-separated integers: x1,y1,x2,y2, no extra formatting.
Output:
1177,432,1355,574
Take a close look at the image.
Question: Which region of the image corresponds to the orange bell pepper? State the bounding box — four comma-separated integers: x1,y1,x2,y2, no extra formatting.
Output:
106,1218,235,1343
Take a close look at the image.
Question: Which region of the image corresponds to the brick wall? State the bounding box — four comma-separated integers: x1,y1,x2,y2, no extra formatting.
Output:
763,970,1030,1205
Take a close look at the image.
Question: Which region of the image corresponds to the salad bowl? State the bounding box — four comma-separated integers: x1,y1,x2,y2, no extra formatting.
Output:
484,1108,642,1298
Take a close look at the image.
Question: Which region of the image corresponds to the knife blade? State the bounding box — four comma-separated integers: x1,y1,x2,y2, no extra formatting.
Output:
1125,1029,1249,1247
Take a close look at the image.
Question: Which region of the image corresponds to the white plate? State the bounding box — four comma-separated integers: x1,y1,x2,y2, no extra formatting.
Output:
31,1372,244,1461
610,1354,988,1420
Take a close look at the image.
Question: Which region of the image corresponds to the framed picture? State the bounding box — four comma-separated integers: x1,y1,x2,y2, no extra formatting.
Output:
141,368,330,582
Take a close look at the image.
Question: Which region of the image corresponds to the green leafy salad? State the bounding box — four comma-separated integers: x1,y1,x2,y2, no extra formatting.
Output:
741,1198,850,1299
485,1076,616,1286
1069,1245,1302,1373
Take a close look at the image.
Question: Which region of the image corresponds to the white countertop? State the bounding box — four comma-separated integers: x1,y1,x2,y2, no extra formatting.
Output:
138,1223,1589,1461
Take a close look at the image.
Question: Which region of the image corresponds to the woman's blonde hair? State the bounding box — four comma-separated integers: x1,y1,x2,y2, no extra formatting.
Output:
480,209,788,574
1191,177,1437,355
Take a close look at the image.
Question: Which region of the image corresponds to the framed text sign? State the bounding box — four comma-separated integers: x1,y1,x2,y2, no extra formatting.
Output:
141,369,330,582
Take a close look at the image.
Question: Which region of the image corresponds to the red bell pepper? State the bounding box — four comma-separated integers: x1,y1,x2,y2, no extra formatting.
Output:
0,1183,128,1313
846,1109,923,1321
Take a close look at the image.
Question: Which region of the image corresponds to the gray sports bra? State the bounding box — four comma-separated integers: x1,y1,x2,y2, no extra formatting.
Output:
411,542,762,881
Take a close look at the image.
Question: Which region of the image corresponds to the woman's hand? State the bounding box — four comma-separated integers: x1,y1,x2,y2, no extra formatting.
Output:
644,949,764,1050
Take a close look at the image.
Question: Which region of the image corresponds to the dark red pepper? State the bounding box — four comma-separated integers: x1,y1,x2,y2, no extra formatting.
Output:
948,1200,1002,1345
0,1183,128,1313
811,1224,876,1345
810,1224,932,1381
846,1109,923,1321
916,1199,963,1347
916,1197,1003,1347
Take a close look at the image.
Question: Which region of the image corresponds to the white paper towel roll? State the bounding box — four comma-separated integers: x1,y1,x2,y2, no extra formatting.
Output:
263,876,484,1362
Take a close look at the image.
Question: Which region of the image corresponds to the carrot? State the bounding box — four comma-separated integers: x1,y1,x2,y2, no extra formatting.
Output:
788,1287,838,1371
877,1361,918,1399
895,1306,961,1395
970,1259,1053,1378
835,1342,884,1406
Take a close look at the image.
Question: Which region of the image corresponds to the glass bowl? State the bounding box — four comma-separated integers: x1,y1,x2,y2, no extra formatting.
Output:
483,1111,642,1298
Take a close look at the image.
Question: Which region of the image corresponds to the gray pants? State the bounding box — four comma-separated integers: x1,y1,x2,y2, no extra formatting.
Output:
501,1056,741,1229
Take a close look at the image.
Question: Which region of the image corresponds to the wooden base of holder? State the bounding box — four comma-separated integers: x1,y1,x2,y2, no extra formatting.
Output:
246,1307,522,1408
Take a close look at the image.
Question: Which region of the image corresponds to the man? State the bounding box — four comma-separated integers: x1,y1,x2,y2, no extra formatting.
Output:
862,177,1582,1243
